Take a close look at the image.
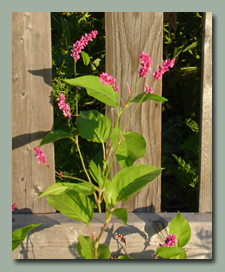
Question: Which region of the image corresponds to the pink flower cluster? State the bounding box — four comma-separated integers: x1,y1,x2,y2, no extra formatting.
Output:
138,52,153,78
145,85,153,94
71,30,98,61
57,93,71,118
153,58,176,81
151,233,177,258
99,72,119,92
34,147,48,165
164,233,177,247
12,203,17,212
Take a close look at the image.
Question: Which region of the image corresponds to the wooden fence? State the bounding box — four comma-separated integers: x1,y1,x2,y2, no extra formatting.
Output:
12,12,212,259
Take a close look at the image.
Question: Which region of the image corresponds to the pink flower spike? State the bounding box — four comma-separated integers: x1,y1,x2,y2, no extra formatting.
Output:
12,203,17,212
71,30,98,61
57,93,71,118
59,172,63,178
151,253,156,258
99,73,119,92
153,58,175,81
34,147,47,165
138,52,153,78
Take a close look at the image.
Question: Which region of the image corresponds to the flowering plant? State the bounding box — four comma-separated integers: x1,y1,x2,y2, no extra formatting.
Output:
34,30,191,259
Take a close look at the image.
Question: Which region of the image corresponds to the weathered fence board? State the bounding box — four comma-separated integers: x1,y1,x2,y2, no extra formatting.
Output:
105,12,163,212
12,212,212,259
12,12,55,213
198,12,212,213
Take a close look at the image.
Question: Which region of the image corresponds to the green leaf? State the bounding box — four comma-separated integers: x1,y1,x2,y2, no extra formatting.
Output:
156,246,184,259
36,182,95,199
39,130,71,146
111,128,146,168
169,211,191,247
89,151,105,187
183,41,198,52
80,51,91,66
47,191,93,224
104,179,117,207
97,244,111,259
77,235,94,259
109,208,128,225
76,235,111,259
130,92,168,104
12,224,41,251
78,110,112,143
64,76,119,107
89,150,110,184
111,164,162,203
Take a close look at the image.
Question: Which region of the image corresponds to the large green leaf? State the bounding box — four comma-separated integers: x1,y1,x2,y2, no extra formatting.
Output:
12,224,41,251
111,128,146,168
77,110,112,143
156,246,185,259
47,191,93,224
64,76,119,107
111,164,162,203
39,130,71,146
77,235,111,259
36,182,95,199
169,211,191,247
109,208,128,225
130,92,168,104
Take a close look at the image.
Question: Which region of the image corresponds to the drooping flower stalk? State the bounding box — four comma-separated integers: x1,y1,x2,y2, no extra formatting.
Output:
34,147,48,165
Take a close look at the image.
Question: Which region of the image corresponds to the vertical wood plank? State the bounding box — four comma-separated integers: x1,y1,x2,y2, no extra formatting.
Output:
198,12,212,212
105,12,163,212
12,12,55,213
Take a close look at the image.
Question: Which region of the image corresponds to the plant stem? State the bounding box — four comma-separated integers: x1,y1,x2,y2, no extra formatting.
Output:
101,141,106,161
87,224,94,242
125,77,140,105
96,215,111,244
103,89,147,189
71,136,92,184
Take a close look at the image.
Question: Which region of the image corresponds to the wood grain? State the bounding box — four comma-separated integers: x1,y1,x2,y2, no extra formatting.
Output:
105,12,163,212
198,12,212,213
12,12,55,213
12,213,212,259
